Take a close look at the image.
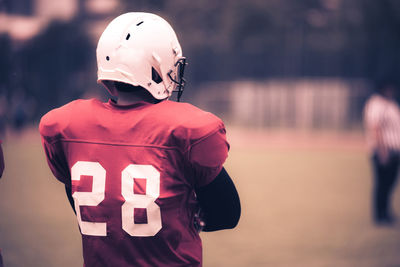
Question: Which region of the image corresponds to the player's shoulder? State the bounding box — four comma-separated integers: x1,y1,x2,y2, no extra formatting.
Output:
158,100,226,141
161,100,223,127
39,98,100,137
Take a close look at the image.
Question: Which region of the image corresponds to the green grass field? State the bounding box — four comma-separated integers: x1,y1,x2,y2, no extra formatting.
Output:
0,128,399,267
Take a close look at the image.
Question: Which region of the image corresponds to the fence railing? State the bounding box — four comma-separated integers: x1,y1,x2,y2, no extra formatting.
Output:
193,78,371,130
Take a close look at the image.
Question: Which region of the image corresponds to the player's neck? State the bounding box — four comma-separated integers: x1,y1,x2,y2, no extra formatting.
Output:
116,91,160,105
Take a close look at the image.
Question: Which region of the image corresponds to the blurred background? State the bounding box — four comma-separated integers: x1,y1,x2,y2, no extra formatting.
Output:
0,0,400,266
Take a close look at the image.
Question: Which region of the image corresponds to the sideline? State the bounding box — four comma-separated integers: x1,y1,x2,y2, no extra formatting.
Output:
227,126,367,152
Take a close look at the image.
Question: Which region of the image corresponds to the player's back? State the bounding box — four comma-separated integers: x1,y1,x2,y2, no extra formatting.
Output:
39,98,227,267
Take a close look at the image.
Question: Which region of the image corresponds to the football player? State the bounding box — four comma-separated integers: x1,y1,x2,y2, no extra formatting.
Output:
39,12,240,267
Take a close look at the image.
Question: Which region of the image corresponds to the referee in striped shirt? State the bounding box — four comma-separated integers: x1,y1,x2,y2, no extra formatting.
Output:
364,80,400,225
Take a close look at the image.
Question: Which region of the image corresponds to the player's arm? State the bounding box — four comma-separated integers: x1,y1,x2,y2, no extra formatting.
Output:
40,110,77,215
39,114,71,185
42,136,76,214
195,167,240,231
41,137,76,213
187,121,240,231
0,142,4,178
65,184,76,214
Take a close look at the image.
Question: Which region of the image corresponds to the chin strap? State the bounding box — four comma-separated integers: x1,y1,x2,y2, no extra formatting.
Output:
168,57,187,102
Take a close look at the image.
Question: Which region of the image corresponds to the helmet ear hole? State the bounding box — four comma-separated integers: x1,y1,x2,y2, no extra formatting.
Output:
152,67,163,84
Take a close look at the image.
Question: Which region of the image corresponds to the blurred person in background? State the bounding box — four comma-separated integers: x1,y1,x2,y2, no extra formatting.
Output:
0,140,3,266
0,96,6,137
364,80,400,225
0,140,4,178
39,12,240,267
11,90,32,133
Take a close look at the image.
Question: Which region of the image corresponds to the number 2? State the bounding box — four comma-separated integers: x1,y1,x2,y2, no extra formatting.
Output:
71,161,162,237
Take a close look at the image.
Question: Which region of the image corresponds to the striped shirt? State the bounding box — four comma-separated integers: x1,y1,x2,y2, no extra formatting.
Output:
364,93,400,152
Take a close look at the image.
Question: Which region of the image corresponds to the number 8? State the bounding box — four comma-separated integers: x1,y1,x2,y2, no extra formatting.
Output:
71,161,162,237
121,164,161,236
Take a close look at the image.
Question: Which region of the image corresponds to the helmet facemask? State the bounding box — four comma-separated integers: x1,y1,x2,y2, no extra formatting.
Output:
169,57,187,102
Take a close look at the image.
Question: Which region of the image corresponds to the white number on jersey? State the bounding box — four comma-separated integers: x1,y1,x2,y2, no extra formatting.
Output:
121,164,161,236
71,161,162,237
71,161,107,236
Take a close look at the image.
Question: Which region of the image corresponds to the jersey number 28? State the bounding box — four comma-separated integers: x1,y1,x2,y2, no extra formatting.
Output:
71,161,162,237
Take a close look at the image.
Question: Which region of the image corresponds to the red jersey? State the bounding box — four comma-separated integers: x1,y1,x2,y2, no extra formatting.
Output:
39,99,229,267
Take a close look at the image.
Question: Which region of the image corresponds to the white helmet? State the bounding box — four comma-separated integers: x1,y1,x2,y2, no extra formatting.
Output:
96,12,186,100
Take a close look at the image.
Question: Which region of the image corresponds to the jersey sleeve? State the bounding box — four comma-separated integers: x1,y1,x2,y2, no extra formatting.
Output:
179,109,229,188
188,126,229,187
39,109,70,185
